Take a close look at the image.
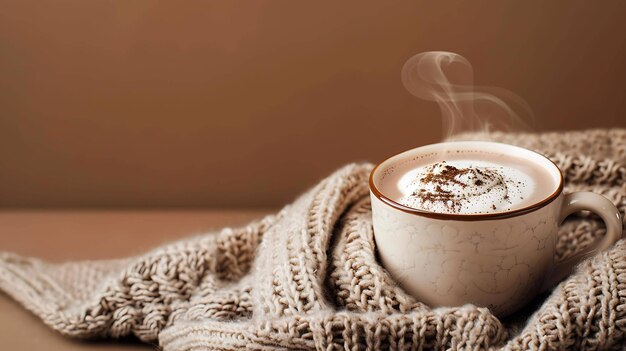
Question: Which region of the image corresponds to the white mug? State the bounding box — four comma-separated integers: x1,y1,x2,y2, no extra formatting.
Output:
370,141,623,316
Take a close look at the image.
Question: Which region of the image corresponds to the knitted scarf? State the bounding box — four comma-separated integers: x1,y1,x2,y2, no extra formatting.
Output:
1,129,625,350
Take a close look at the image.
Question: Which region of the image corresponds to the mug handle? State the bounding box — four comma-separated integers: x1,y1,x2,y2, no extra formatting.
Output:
542,192,623,291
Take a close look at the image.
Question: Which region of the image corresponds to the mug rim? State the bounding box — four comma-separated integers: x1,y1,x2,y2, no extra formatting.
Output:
369,140,564,221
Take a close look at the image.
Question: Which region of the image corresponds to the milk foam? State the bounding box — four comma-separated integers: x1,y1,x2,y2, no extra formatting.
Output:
397,160,534,214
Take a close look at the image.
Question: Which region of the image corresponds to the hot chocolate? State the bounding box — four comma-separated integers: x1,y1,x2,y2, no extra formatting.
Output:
370,140,622,316
378,148,559,215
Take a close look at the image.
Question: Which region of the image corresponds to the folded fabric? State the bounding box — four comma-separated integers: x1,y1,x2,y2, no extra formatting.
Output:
1,129,625,350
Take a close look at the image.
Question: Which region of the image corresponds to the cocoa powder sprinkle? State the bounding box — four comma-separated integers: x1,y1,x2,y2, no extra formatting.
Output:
409,162,508,213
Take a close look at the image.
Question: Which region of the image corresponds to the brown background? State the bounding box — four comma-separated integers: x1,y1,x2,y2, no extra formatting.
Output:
1,0,625,208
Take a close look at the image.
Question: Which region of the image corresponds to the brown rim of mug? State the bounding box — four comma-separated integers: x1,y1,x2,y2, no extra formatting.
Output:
369,142,565,221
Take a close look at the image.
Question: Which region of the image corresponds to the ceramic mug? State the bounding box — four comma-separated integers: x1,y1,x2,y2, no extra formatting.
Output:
370,141,623,317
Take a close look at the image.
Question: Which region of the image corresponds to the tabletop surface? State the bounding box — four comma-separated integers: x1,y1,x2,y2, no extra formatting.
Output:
0,209,272,350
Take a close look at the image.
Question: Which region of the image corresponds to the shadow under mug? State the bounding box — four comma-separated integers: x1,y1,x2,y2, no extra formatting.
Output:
370,141,623,317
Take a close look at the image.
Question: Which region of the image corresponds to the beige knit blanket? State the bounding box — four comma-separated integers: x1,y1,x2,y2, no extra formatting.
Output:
1,129,625,350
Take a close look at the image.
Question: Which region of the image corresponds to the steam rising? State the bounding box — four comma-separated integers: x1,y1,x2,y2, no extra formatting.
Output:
401,51,532,137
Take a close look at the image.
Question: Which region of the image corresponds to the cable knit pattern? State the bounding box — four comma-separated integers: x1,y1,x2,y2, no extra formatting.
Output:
1,129,625,350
